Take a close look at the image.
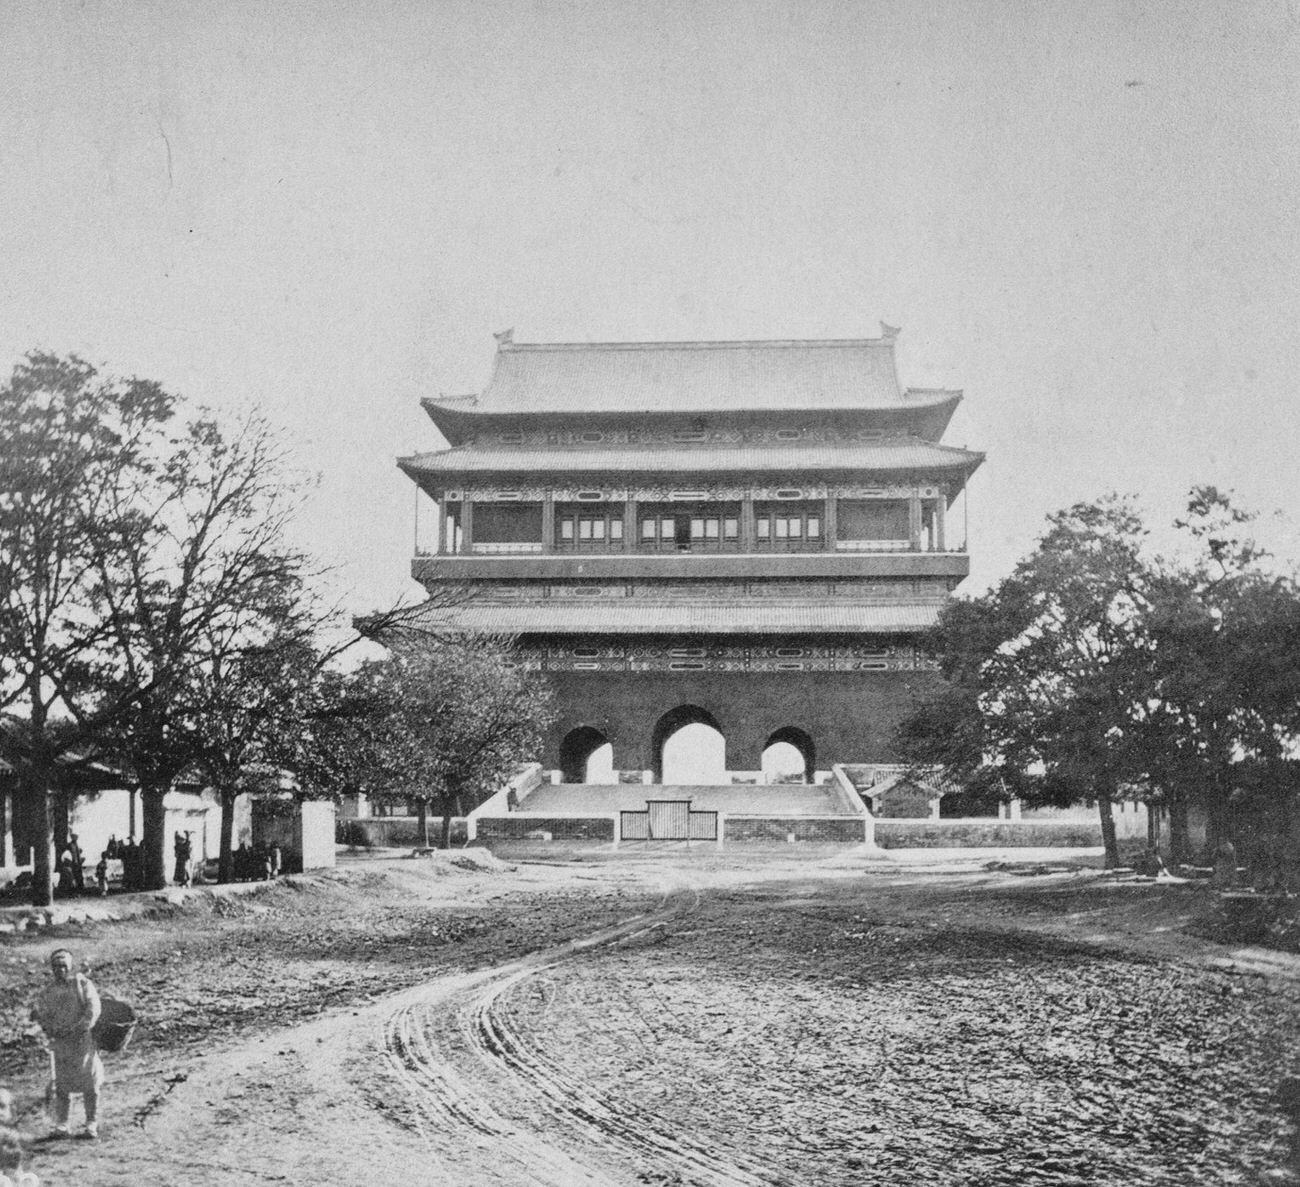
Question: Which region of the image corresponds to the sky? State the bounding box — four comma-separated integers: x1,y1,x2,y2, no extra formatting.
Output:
2,0,1298,617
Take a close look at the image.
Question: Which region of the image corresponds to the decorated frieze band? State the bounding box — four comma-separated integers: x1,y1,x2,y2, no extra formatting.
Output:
528,652,934,673
445,484,935,503
461,580,950,602
469,425,899,448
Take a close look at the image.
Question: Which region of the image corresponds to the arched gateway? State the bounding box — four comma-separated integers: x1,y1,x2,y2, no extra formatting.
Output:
762,727,815,784
652,705,725,785
559,726,612,784
398,330,983,788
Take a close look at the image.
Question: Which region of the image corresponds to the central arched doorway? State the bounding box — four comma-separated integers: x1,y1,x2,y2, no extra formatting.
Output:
652,705,726,784
761,727,815,784
560,726,615,784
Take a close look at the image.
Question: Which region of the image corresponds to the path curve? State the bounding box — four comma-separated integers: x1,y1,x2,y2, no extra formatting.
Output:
380,876,779,1186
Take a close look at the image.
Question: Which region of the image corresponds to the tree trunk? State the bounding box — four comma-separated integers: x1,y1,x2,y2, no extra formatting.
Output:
140,784,169,890
418,802,429,848
1169,792,1191,865
439,811,452,850
29,774,54,908
1097,793,1121,869
218,791,237,884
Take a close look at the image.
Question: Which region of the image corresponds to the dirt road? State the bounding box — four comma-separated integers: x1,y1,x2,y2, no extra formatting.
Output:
4,848,1298,1186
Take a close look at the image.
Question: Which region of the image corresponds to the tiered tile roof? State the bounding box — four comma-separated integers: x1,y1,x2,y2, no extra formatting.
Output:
425,335,961,416
400,437,983,481
389,600,943,635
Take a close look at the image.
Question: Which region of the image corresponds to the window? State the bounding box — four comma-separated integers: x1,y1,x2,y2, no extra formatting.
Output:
754,502,825,550
579,432,604,444
640,506,740,551
556,503,626,550
775,429,802,441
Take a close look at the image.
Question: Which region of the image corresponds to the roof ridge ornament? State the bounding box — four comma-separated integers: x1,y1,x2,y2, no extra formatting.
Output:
493,328,515,346
879,322,901,342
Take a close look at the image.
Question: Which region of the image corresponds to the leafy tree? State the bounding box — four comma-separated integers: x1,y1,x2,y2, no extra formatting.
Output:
187,632,322,883
0,354,175,905
301,638,553,848
898,497,1157,867
1139,488,1300,866
91,410,316,889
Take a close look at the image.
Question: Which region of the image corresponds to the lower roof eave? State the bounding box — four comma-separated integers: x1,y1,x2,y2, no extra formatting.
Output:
382,601,945,636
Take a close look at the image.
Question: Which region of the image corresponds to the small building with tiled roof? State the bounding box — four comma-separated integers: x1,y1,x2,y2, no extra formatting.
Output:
398,326,982,793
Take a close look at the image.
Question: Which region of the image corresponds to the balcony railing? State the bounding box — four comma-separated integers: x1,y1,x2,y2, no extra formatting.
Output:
418,538,966,557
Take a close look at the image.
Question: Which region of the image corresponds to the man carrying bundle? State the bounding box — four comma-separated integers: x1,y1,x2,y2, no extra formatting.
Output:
31,949,103,1140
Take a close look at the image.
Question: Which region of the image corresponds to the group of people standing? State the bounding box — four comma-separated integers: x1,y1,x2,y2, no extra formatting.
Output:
55,833,179,896
53,831,287,894
102,836,147,892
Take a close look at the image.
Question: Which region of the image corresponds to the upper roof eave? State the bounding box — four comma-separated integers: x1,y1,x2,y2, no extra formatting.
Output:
397,441,986,489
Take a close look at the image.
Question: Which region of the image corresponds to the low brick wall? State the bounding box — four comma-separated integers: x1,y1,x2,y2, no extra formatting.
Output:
873,820,1102,849
474,816,616,842
337,817,469,848
723,817,868,844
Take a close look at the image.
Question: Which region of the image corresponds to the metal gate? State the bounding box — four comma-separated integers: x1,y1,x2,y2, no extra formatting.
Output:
619,801,718,842
648,800,690,839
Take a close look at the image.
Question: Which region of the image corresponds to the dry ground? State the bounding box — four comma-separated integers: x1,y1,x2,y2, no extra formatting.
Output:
0,847,1296,1186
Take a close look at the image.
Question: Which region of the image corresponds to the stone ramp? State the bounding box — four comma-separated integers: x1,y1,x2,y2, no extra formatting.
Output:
518,782,850,816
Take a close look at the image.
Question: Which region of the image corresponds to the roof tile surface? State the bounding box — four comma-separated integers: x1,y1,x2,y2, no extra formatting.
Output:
438,338,950,415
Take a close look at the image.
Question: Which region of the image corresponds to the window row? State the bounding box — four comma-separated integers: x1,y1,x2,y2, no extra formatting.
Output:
443,498,945,552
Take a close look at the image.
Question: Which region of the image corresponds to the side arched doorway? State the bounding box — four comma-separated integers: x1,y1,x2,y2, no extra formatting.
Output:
559,726,614,784
651,705,726,784
761,727,815,784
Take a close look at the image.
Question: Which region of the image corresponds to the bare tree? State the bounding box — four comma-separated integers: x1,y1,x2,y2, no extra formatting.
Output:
93,411,318,889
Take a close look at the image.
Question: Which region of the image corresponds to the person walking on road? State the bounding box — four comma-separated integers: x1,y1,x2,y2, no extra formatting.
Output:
31,949,103,1141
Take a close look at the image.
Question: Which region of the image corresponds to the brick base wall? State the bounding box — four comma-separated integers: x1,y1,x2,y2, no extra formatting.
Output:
874,821,1101,848
474,816,616,842
724,817,867,843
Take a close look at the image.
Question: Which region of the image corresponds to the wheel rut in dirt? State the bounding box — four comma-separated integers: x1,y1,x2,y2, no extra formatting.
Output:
381,880,777,1186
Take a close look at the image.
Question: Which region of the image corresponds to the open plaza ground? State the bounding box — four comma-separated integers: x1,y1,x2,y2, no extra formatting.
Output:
0,846,1296,1186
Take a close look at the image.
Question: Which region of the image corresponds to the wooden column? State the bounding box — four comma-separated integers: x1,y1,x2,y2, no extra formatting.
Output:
909,491,922,552
542,492,555,554
624,498,637,552
935,492,946,552
825,492,838,550
741,492,756,551
460,499,474,554
435,498,447,555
